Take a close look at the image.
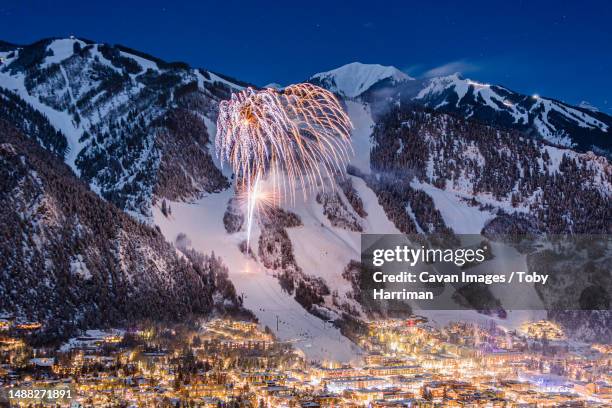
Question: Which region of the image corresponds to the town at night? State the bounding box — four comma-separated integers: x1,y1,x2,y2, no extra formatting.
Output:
1,316,610,406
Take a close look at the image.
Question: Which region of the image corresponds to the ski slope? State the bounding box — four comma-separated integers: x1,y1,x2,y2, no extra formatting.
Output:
153,192,361,363
152,103,394,361
0,68,85,172
156,98,550,362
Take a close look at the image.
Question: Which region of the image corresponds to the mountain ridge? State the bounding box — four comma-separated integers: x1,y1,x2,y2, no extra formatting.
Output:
1,37,609,345
0,37,242,217
309,61,413,98
310,63,612,156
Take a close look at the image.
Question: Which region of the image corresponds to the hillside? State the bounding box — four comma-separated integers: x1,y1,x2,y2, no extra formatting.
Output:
0,37,239,217
1,39,610,348
0,121,244,340
310,63,612,156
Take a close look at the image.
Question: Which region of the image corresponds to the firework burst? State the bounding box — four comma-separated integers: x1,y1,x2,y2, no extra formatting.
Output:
216,83,353,203
215,83,353,249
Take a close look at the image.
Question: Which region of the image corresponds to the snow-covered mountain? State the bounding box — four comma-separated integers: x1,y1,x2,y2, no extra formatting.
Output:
310,65,612,156
1,38,609,350
0,37,244,217
309,62,413,98
306,64,611,342
412,74,612,154
0,120,245,339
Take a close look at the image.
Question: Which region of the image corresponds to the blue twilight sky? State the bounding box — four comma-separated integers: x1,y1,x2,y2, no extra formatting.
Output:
1,0,611,110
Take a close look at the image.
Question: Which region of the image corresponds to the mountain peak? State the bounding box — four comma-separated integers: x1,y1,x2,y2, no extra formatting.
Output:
310,62,413,98
41,38,86,67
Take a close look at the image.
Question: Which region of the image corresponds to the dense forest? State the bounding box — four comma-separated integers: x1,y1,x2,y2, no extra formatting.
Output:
0,121,245,340
368,106,611,234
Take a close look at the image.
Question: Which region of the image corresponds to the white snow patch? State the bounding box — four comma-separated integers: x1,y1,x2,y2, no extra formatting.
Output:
153,190,360,363
311,62,412,98
41,39,84,68
85,45,123,74
578,100,599,113
421,309,546,332
70,254,92,280
531,98,608,144
208,71,245,91
30,357,55,367
410,180,493,234
346,101,374,173
0,71,84,172
119,51,159,73
351,176,401,234
416,74,528,124
59,329,125,352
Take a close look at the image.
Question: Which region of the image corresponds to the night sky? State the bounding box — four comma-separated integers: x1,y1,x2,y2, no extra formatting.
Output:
1,0,611,110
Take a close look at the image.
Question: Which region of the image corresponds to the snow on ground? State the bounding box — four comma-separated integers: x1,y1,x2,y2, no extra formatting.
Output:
542,144,566,173
406,180,547,327
311,62,412,98
120,51,159,73
284,100,380,284
202,116,231,178
59,329,125,352
410,179,494,234
484,242,546,311
270,95,533,351
0,66,84,172
421,309,546,332
70,254,92,280
30,357,55,367
287,194,359,293
416,75,529,124
283,101,397,310
385,235,547,331
153,191,360,363
153,158,402,362
578,100,600,113
346,100,373,173
88,45,123,74
207,71,245,91
531,97,608,132
156,108,394,361
352,176,400,234
42,38,85,68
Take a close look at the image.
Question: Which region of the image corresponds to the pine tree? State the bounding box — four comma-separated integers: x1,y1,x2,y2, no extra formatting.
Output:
161,199,168,217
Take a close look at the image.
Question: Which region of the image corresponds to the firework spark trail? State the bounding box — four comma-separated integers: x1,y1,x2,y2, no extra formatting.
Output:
245,173,260,250
216,83,353,249
216,83,353,202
